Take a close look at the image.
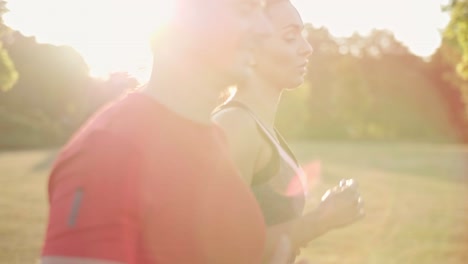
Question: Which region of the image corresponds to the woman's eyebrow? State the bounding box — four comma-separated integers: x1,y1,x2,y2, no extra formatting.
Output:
282,24,303,31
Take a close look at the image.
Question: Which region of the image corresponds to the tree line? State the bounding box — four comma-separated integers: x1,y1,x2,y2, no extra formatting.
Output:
0,1,467,148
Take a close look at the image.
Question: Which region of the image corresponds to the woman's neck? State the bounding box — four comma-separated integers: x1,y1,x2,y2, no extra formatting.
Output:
235,75,283,130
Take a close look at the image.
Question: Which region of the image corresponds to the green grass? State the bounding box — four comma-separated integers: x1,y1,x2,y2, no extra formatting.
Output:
0,142,467,264
0,150,55,264
291,141,468,264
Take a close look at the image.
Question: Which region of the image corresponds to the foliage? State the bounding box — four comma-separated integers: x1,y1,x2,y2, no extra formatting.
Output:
441,0,468,119
444,0,468,80
0,0,18,92
1,23,468,148
277,26,462,142
1,32,137,148
0,47,18,91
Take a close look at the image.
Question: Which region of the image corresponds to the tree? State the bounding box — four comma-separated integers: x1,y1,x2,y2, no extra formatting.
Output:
429,43,468,142
0,0,18,92
0,31,142,148
445,0,468,79
276,26,458,142
0,31,93,148
3,32,91,121
442,0,468,118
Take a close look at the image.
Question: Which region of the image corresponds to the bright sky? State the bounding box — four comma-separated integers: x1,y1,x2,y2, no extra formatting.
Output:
4,0,451,82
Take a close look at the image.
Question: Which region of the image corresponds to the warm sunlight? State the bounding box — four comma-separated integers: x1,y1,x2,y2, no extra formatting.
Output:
2,1,468,263
292,0,451,57
5,0,451,82
4,0,174,81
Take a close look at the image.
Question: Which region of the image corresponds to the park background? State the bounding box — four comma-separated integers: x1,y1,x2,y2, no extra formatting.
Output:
0,0,467,263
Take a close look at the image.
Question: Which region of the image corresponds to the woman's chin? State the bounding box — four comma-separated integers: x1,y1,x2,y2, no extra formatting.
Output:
284,78,305,90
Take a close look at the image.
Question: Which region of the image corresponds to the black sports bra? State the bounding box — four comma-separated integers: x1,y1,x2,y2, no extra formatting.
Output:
213,101,307,225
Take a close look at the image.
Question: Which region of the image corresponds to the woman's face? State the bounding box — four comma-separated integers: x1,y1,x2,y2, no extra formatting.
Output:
254,1,312,89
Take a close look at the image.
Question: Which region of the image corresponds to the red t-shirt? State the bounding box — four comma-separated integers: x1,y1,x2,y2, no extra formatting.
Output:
42,93,266,264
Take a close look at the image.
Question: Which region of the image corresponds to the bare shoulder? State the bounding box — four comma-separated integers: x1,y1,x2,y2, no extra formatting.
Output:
41,257,123,264
212,107,263,184
213,107,263,148
213,107,257,135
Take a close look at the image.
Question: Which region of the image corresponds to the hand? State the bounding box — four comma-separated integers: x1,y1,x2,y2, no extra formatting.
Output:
317,179,365,230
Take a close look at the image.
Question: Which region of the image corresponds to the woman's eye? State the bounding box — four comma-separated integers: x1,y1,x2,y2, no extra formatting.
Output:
283,32,297,42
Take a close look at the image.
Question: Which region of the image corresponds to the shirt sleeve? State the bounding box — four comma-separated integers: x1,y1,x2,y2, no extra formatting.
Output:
42,130,143,264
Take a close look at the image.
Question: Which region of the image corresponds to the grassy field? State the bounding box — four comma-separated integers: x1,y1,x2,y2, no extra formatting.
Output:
0,142,467,264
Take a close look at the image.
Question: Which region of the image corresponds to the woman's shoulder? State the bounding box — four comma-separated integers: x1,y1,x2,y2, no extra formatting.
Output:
212,106,266,184
213,106,261,145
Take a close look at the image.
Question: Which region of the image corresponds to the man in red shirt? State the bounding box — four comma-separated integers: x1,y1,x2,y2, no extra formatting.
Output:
41,1,273,263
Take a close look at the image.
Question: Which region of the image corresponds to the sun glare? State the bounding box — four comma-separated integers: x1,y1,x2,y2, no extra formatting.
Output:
292,0,450,57
4,0,175,82
5,0,451,81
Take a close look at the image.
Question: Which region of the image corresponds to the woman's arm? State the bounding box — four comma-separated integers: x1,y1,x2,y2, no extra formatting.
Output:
214,109,323,256
214,108,364,262
261,209,328,263
264,182,365,262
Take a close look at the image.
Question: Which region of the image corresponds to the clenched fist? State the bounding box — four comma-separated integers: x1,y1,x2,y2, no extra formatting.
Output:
317,179,365,230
